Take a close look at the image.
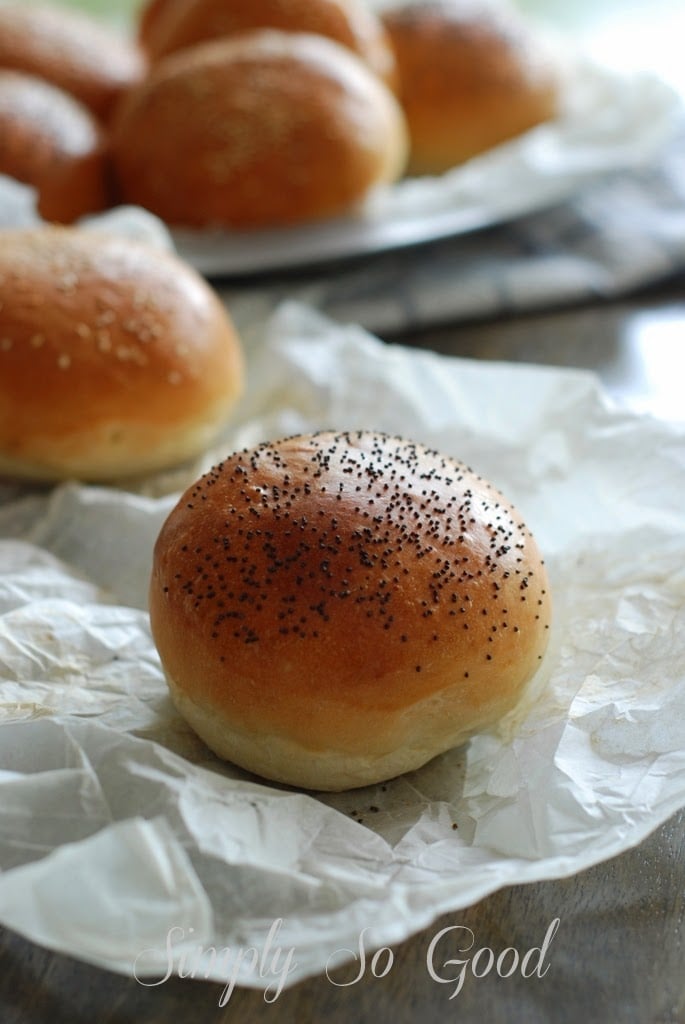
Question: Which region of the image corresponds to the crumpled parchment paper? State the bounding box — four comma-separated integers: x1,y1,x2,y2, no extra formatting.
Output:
1,303,684,991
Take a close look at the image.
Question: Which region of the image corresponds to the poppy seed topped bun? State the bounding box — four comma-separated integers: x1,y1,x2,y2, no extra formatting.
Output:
0,226,244,482
149,430,552,791
111,30,408,230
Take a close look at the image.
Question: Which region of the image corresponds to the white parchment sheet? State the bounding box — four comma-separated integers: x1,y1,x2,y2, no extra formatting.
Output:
0,304,684,990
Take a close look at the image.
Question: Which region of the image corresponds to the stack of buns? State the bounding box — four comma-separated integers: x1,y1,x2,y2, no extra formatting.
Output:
0,0,562,227
120,0,560,221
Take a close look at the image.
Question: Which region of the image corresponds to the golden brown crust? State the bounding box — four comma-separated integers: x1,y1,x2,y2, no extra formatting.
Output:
0,70,110,223
111,30,408,229
149,430,552,790
137,0,179,49
0,227,244,482
0,3,146,122
382,0,560,174
143,0,397,88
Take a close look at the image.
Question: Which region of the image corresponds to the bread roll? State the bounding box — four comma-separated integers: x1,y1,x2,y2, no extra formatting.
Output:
381,0,561,174
149,430,552,791
0,3,146,122
111,31,408,230
142,0,397,87
138,0,179,49
0,70,110,223
0,227,244,482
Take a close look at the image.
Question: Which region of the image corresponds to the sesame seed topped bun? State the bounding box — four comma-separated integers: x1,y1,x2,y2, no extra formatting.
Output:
0,226,244,482
111,30,408,229
149,430,552,791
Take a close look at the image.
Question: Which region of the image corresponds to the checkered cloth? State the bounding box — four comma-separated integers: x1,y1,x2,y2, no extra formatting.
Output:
218,124,685,336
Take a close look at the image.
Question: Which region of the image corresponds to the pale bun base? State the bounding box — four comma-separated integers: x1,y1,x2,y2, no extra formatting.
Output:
0,398,233,483
166,667,530,792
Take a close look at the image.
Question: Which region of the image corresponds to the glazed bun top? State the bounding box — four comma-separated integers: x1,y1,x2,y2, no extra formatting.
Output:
149,430,552,790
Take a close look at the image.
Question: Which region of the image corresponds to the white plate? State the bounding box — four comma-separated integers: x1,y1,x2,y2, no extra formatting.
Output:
0,57,679,279
169,57,682,277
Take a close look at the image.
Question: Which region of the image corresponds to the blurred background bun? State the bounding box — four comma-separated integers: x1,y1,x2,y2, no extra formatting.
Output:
381,0,561,174
138,0,178,49
139,0,397,87
0,3,146,122
0,69,110,222
111,30,408,229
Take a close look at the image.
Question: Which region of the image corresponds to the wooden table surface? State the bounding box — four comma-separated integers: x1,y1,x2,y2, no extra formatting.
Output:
1,281,684,1023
